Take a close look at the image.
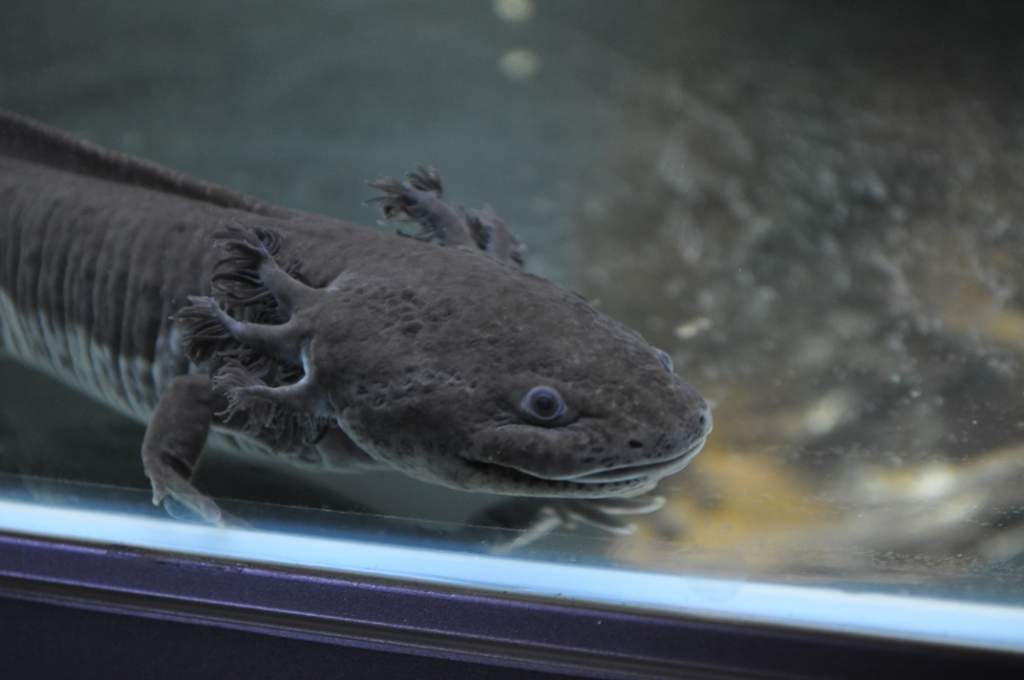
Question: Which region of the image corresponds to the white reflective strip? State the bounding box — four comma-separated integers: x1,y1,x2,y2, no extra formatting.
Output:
0,495,1022,655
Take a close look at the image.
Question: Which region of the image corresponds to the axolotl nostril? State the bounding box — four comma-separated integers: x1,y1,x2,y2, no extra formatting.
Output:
0,110,711,537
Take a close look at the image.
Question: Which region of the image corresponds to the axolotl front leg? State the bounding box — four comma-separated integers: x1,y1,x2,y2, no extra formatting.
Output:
368,166,526,267
141,374,224,524
143,231,331,523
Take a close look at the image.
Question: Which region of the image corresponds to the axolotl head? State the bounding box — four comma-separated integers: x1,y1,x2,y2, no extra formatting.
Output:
304,245,712,499
190,228,711,499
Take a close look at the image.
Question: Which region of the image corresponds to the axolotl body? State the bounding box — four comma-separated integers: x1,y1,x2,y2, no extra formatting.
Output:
0,110,711,531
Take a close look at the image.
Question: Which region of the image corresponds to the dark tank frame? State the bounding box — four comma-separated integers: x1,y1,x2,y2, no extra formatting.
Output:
1,530,1021,679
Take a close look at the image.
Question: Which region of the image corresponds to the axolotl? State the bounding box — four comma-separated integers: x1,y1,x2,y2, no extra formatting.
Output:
0,110,711,535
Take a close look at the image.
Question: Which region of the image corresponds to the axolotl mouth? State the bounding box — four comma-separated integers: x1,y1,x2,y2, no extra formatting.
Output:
461,430,710,496
451,394,713,498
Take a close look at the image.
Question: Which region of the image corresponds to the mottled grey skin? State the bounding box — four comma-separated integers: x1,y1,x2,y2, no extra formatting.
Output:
0,110,711,527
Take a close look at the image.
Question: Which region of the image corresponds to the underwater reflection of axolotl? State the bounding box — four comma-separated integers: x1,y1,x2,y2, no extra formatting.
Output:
0,110,712,541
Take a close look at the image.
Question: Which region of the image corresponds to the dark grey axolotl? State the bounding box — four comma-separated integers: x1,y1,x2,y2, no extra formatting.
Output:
0,110,711,535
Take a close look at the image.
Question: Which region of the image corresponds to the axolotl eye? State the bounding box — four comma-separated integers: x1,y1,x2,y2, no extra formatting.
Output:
655,348,674,373
519,385,566,424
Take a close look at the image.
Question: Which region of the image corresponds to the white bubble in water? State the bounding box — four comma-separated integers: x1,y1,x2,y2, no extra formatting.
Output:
673,317,713,340
499,49,541,80
494,0,535,23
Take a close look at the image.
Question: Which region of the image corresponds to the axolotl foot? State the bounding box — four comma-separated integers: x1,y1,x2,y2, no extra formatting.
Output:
471,495,667,554
368,166,525,267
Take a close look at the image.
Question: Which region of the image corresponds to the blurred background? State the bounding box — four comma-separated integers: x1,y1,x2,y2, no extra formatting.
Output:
1,1,1022,604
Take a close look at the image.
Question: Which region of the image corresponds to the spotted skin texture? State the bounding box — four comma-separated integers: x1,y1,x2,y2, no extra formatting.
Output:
0,110,711,527
312,247,710,497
